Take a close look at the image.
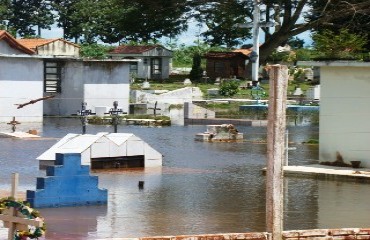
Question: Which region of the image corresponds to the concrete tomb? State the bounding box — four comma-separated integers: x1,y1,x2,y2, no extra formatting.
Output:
37,132,163,170
27,153,108,208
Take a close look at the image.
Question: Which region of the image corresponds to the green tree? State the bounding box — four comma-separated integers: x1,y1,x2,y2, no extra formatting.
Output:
189,52,203,82
96,0,191,44
194,0,251,48
80,43,115,59
312,28,367,59
52,0,81,41
169,42,227,68
8,0,54,37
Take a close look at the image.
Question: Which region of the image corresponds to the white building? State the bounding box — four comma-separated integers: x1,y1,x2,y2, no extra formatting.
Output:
299,61,370,168
0,30,133,123
37,132,163,169
108,45,172,80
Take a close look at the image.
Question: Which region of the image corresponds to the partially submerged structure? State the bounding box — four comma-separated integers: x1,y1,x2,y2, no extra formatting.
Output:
195,124,243,142
37,132,163,169
299,61,370,168
0,30,132,123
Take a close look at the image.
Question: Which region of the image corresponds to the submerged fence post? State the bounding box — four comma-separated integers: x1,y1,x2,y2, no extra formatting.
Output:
266,65,288,240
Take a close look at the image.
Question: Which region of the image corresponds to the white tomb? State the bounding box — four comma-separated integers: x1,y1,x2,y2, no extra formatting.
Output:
37,132,162,169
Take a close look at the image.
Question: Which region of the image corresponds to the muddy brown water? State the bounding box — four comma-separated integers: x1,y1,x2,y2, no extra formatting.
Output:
1,118,370,239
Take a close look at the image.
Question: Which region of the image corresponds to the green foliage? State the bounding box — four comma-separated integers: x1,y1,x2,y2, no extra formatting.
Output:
312,29,367,60
80,43,114,59
168,42,228,68
189,53,203,81
219,80,240,97
194,0,251,48
287,37,305,49
6,0,54,37
295,48,315,61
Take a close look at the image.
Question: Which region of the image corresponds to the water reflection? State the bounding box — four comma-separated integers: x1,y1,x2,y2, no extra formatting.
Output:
0,118,368,239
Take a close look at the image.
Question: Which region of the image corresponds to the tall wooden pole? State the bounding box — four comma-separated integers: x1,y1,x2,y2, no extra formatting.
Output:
266,65,288,240
9,173,19,240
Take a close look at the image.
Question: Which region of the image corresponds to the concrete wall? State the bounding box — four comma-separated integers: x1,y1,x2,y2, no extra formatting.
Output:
113,229,370,240
44,61,130,116
131,87,203,105
37,40,79,57
0,57,44,122
319,65,370,167
0,41,25,55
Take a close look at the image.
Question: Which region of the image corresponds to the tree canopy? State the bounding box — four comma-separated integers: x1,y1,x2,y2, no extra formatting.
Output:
0,0,368,62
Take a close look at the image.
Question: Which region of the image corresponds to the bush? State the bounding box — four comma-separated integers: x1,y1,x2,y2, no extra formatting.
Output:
219,80,240,97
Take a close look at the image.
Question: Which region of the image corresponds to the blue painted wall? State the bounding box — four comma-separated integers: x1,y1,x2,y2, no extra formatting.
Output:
27,153,108,208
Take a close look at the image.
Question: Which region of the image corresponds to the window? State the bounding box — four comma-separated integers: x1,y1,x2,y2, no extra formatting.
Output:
129,63,138,76
44,61,63,93
214,62,224,74
151,58,162,79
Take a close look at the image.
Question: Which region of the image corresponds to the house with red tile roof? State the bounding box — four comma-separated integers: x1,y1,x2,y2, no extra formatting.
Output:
108,45,172,80
17,38,80,57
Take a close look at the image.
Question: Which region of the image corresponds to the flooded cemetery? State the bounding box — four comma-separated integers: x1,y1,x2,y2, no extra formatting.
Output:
1,117,370,239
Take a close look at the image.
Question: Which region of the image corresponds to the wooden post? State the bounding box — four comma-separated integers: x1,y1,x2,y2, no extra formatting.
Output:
0,173,43,240
266,65,288,240
9,173,18,240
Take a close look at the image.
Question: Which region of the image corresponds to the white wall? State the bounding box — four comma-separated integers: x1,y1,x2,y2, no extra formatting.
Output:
320,66,370,167
0,41,25,55
44,61,130,116
37,40,80,57
84,84,129,114
0,57,44,122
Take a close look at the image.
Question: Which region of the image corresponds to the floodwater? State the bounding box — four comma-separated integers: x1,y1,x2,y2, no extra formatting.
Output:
1,118,370,239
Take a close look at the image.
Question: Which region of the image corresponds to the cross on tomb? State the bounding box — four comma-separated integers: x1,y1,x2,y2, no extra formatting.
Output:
6,117,20,132
0,173,43,240
148,101,161,117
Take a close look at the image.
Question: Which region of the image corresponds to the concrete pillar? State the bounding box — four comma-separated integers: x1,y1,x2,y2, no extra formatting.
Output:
266,65,288,240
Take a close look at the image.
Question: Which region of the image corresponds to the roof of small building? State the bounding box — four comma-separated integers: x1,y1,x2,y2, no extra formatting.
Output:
0,30,35,54
17,38,80,51
204,51,249,59
109,44,168,54
233,48,253,56
37,132,161,161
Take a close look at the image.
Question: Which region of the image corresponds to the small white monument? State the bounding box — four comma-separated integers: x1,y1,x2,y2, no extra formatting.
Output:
142,80,151,90
183,78,192,85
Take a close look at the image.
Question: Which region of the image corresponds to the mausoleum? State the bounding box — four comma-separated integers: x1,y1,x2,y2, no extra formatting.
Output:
37,132,163,169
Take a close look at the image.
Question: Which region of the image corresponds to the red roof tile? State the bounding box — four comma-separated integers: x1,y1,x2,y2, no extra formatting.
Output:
233,48,253,56
17,38,80,50
0,30,35,54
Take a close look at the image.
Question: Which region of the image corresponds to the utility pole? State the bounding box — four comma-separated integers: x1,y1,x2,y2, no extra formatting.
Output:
252,0,261,84
236,0,275,84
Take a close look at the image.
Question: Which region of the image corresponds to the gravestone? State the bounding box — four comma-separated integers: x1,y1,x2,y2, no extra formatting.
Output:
183,78,192,85
27,153,108,208
142,81,151,90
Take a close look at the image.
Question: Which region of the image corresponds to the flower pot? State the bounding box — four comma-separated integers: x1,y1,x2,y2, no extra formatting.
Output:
350,161,361,168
